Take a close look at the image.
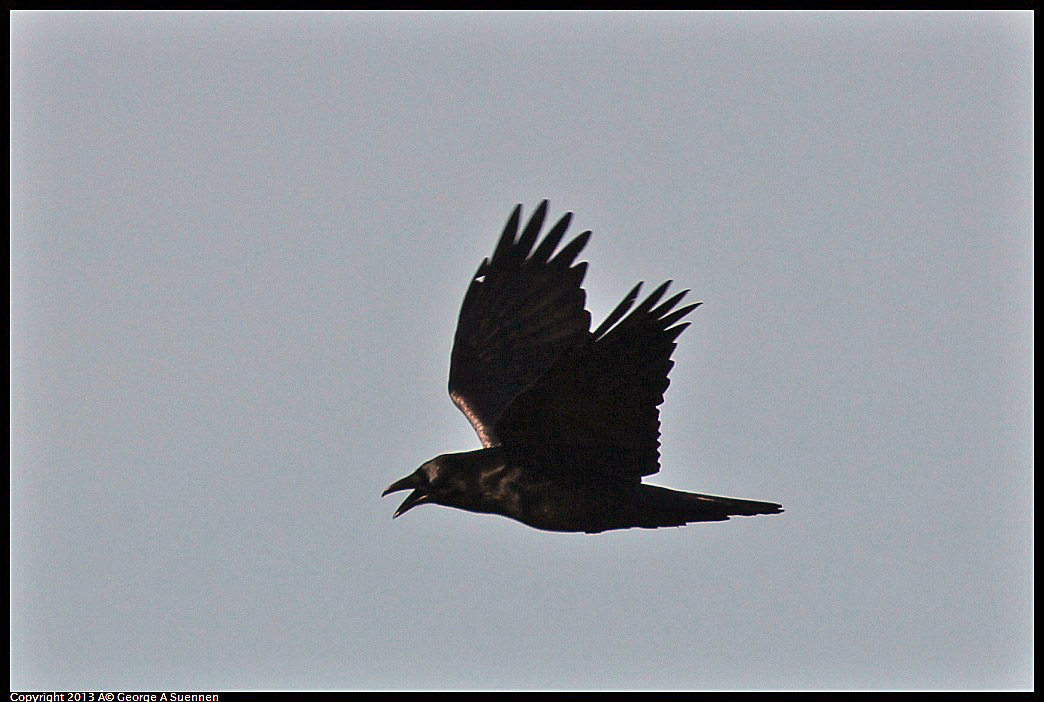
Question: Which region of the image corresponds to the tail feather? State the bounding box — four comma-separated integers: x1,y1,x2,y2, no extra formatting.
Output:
633,484,783,528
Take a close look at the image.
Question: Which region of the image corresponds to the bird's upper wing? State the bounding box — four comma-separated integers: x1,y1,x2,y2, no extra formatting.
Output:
449,201,592,447
494,280,700,482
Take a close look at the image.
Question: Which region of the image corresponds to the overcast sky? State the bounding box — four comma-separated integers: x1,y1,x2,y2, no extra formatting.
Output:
10,11,1033,691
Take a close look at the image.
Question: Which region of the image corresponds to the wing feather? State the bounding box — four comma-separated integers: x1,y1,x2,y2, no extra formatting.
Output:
496,281,701,482
448,202,592,446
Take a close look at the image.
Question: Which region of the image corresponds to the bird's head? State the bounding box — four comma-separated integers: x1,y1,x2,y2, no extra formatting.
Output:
382,455,466,518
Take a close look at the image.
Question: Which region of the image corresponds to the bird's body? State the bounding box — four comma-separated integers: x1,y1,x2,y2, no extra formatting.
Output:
393,447,780,533
383,202,782,533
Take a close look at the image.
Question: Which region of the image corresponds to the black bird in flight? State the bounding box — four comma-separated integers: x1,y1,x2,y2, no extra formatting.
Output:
383,201,783,533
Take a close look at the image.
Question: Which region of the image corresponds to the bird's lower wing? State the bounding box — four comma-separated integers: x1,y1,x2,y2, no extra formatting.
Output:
495,280,699,482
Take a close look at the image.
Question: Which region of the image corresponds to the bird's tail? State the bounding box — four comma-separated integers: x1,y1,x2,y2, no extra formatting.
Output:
632,484,783,528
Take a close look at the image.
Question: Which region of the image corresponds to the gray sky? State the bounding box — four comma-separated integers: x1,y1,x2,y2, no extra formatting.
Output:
10,11,1033,691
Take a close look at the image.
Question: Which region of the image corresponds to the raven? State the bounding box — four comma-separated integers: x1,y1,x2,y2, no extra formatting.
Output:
383,201,783,533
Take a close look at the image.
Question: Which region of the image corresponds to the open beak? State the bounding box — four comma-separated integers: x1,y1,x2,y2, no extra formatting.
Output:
382,472,428,518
